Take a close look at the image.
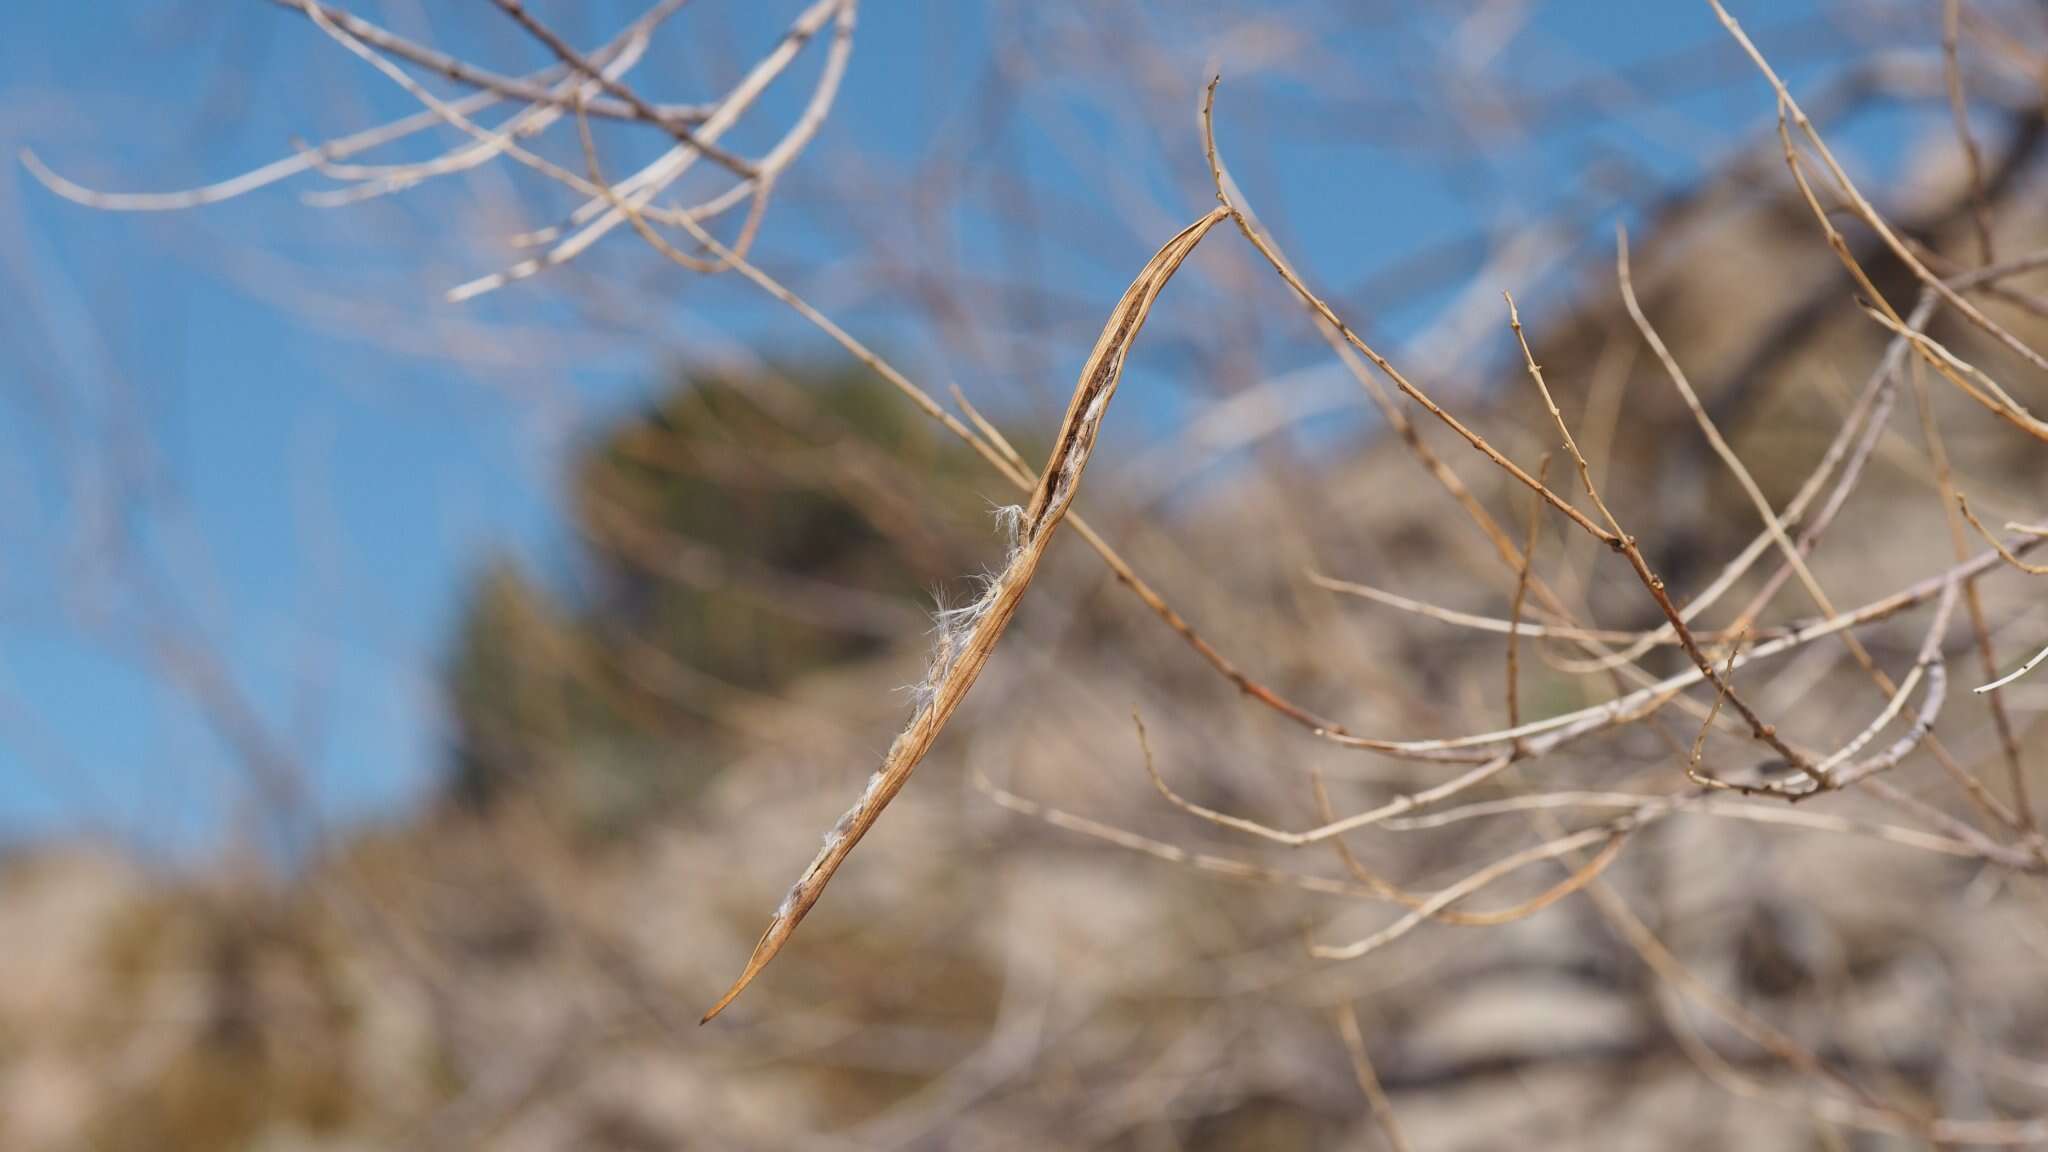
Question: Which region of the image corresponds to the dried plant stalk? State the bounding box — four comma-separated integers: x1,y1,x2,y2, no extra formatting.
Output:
702,207,1230,1022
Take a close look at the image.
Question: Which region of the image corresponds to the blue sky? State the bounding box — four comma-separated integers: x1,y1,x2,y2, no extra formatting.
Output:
0,0,1939,858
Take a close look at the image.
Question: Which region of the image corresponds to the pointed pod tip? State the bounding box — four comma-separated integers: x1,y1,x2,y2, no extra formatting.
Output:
700,950,770,1023
700,915,792,1024
700,978,748,1024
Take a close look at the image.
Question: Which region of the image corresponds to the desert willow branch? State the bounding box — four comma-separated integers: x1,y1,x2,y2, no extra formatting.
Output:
701,207,1230,1023
1978,641,2048,695
1553,238,2048,679
304,30,654,208
1710,0,2048,379
1198,79,1613,552
18,0,705,214
449,0,852,303
268,0,708,128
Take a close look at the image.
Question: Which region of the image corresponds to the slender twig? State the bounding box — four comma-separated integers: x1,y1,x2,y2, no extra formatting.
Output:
1711,0,2048,377
1506,290,1819,783
1201,79,1614,548
1336,1004,1413,1152
270,0,708,127
488,0,754,176
1943,0,1995,263
1907,363,2033,826
1506,456,1551,735
1960,495,2048,575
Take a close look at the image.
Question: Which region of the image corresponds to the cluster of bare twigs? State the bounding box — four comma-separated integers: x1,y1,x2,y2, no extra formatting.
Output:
25,0,855,300
24,0,2048,1145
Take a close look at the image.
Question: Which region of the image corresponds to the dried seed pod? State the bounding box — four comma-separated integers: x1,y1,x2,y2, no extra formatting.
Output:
702,208,1230,1022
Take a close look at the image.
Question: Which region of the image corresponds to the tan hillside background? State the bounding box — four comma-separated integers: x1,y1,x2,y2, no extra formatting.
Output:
5,1,2048,1148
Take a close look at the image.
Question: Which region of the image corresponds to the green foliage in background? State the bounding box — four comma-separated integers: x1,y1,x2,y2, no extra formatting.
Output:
444,365,1015,829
